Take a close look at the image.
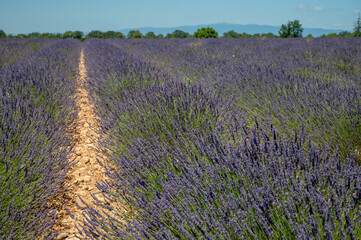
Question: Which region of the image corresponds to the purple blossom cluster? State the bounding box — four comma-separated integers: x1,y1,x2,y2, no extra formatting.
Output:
0,38,57,69
81,39,361,239
0,39,81,239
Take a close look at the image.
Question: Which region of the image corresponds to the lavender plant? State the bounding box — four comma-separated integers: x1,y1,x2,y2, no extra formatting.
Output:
0,39,81,239
86,126,361,239
80,39,361,239
108,38,361,158
0,38,57,69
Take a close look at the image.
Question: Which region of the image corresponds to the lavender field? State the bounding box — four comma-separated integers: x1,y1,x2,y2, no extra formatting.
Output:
1,38,361,239
0,39,81,238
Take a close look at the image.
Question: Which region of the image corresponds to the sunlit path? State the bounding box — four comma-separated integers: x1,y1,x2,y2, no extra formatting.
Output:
52,49,108,240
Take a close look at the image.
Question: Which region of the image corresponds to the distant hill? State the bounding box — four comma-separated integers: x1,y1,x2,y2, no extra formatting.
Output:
118,23,346,37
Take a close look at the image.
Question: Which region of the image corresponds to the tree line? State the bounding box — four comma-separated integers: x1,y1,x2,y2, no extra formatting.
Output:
1,16,360,40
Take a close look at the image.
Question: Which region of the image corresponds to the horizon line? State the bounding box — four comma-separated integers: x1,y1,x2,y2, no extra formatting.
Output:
3,22,349,35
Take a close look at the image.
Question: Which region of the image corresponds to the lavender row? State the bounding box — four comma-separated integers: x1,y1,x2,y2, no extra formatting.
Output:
107,38,361,158
0,39,81,239
82,39,361,239
0,38,57,69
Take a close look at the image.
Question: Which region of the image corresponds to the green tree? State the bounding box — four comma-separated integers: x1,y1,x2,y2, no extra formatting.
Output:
172,30,190,38
86,30,103,39
279,20,303,38
40,33,56,38
102,31,121,38
16,34,27,38
240,32,252,38
194,27,218,38
326,33,338,38
339,31,352,37
102,30,116,38
55,33,63,39
262,32,277,38
114,32,125,38
0,30,6,38
127,30,143,39
354,14,361,37
156,34,164,39
63,31,74,39
72,31,84,39
223,30,240,38
145,32,156,38
102,31,124,38
28,32,41,38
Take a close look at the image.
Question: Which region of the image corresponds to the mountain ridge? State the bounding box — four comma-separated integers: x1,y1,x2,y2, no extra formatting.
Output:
117,23,346,37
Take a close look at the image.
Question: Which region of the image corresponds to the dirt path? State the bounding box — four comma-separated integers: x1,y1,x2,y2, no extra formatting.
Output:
52,49,108,240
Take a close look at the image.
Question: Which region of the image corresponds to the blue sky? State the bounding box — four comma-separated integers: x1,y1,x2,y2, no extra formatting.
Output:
0,0,360,34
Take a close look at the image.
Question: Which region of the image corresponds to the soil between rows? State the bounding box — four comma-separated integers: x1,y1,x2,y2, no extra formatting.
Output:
51,49,109,240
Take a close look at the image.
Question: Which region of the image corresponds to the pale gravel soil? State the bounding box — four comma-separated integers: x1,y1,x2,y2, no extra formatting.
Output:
50,49,109,240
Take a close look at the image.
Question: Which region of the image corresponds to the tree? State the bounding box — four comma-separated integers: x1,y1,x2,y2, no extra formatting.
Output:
102,31,124,39
28,32,41,38
279,20,303,38
165,30,190,38
86,30,103,39
0,30,7,38
223,30,240,38
63,30,84,39
127,30,143,39
262,32,277,38
325,33,338,38
103,31,116,38
40,33,56,38
354,14,361,37
194,27,218,38
73,31,84,39
339,31,352,37
172,30,190,38
145,32,156,38
16,34,27,38
165,33,173,38
240,32,252,38
156,34,164,39
114,32,125,38
54,33,63,39
72,31,84,39
63,31,74,39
